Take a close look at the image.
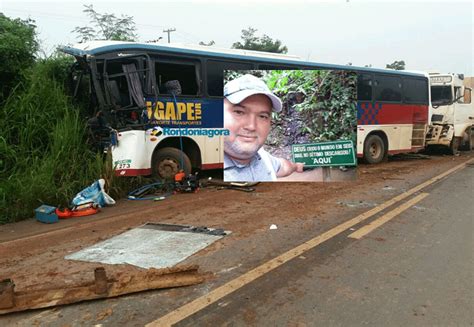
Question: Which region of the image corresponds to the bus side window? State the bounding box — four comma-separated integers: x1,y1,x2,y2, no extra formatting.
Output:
154,60,200,96
403,78,428,105
357,74,372,101
207,60,253,96
375,75,402,102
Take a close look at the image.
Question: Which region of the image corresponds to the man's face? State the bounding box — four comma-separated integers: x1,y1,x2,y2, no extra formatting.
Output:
224,94,272,162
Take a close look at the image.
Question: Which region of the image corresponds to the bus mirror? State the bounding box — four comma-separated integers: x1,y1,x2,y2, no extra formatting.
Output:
165,80,182,96
463,88,471,104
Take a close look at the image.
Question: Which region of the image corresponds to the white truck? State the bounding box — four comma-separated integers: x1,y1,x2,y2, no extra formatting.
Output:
426,73,474,153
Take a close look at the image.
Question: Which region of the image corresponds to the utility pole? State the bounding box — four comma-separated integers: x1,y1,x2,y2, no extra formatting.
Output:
163,28,176,43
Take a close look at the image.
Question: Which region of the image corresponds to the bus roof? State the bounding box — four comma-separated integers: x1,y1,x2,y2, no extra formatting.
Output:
59,41,427,78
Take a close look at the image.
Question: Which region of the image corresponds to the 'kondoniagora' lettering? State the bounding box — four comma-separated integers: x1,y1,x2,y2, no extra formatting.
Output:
163,128,230,138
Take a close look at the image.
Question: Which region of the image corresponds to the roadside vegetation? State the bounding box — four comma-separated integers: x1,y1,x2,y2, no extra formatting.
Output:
0,14,112,223
0,8,358,223
0,56,107,223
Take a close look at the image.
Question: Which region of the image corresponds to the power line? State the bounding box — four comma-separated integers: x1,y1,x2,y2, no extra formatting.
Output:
3,8,207,45
2,8,169,30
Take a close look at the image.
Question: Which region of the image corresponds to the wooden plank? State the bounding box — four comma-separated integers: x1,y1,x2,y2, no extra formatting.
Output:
0,265,208,315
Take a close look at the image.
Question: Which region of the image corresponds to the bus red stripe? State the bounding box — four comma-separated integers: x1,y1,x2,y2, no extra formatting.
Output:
114,168,152,176
201,163,223,170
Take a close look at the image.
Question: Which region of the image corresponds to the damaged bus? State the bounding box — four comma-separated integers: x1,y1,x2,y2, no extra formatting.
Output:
61,41,430,178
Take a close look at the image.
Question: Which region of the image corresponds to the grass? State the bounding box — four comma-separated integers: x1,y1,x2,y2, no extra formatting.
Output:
0,57,106,223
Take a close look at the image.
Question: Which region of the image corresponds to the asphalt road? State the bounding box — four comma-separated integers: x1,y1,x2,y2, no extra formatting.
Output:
175,163,474,326
1,156,472,327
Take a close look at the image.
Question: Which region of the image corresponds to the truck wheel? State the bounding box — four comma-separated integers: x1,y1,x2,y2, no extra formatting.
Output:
449,137,460,155
152,147,192,180
460,127,473,151
363,135,386,164
471,128,474,151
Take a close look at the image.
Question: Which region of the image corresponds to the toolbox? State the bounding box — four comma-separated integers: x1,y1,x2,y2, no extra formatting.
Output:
35,205,58,224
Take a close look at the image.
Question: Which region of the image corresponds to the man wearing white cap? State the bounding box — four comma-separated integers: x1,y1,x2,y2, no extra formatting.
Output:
223,74,304,182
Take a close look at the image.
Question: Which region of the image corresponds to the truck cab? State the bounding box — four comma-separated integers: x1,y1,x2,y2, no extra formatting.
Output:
426,73,474,152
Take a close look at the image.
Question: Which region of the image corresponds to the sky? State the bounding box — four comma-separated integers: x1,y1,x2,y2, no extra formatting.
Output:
1,0,473,74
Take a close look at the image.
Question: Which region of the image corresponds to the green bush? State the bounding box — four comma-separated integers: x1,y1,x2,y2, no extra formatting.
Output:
0,58,104,223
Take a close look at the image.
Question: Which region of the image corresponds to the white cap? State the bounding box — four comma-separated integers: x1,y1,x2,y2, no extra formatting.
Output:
224,74,282,112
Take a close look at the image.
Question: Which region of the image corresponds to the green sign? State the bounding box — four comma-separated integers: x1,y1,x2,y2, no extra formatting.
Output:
292,140,356,167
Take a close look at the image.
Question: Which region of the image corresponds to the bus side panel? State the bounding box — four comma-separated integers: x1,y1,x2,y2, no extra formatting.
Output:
202,136,223,168
358,102,429,156
399,125,412,150
358,102,408,125
356,127,368,157
358,102,428,125
357,125,415,156
411,104,429,124
113,130,153,176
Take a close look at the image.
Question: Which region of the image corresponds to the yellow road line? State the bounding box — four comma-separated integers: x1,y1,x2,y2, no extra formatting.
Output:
146,159,473,327
348,192,429,239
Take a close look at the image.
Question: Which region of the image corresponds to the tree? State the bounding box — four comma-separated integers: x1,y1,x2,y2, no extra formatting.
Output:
0,13,38,102
232,27,288,54
386,60,405,70
73,4,137,42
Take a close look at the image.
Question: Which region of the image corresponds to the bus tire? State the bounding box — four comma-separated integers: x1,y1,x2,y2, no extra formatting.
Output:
152,147,192,180
363,135,386,164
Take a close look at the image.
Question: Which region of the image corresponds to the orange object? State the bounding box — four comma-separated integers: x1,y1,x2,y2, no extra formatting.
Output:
70,207,99,217
55,206,99,219
174,171,186,182
55,208,72,218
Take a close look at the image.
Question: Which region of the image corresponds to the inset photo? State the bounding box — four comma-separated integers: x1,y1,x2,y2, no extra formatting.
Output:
223,70,357,182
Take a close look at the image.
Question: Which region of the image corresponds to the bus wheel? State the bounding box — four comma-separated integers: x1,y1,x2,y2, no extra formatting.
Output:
152,147,192,180
363,135,385,164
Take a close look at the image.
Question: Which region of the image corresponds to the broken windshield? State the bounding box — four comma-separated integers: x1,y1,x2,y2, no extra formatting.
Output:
431,86,452,106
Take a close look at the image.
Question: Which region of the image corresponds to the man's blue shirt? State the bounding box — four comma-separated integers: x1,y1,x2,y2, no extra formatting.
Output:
224,148,281,182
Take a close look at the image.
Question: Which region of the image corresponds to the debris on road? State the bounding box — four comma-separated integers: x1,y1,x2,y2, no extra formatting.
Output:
72,179,115,208
35,205,59,224
181,226,227,236
127,181,173,201
269,224,278,230
65,223,229,269
55,202,100,219
390,153,431,161
413,205,426,211
0,265,207,315
127,172,200,201
174,171,200,193
204,179,258,192
337,200,378,208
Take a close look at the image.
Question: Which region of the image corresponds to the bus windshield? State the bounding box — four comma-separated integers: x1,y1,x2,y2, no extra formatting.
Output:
431,86,452,106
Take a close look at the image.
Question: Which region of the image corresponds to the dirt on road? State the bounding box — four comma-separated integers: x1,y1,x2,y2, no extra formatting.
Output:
0,152,472,317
